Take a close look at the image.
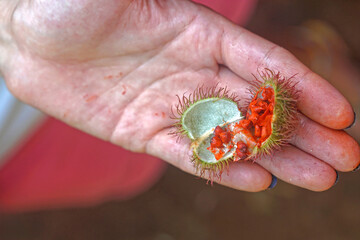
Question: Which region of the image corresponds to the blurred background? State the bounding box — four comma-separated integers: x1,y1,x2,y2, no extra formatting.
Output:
1,0,360,239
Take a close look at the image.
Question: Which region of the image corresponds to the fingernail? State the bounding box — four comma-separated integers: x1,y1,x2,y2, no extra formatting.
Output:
345,111,356,129
333,171,339,187
352,163,360,172
267,175,277,189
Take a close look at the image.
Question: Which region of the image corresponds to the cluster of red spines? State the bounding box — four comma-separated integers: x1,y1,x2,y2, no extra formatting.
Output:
235,142,248,160
208,85,275,162
208,126,233,160
245,86,274,146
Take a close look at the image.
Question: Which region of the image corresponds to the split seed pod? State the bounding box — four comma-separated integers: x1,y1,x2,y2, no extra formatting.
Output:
171,69,299,180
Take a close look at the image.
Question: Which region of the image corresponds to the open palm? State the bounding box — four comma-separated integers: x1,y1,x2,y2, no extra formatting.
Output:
1,0,359,192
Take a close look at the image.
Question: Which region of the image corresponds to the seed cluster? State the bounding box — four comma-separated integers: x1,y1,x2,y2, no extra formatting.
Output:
207,86,275,161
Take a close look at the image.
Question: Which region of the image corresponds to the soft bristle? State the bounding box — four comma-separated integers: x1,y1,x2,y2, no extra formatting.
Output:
169,84,240,139
191,152,232,183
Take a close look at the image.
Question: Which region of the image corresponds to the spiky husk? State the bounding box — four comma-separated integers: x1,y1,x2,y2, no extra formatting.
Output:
170,84,240,139
170,84,241,177
191,153,231,182
249,69,300,159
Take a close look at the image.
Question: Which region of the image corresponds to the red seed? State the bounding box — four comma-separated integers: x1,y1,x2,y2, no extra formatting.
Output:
261,125,267,140
236,142,248,160
210,136,223,148
259,114,272,127
237,142,247,153
220,132,231,144
258,101,268,109
240,119,251,129
252,106,264,113
268,103,274,112
262,88,273,100
254,125,261,137
214,126,224,136
213,149,225,160
235,151,246,160
248,112,259,124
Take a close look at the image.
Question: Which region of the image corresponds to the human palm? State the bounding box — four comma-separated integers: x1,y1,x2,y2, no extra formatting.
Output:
1,0,359,192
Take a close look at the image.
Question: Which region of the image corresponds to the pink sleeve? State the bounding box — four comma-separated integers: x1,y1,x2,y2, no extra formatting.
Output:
0,118,166,211
193,0,257,25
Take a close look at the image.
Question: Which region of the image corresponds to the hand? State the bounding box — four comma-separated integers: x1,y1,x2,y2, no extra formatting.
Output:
1,0,358,192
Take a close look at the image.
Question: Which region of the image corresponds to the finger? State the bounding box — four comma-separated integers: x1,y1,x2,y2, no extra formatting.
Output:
146,129,273,192
213,18,354,129
291,114,360,172
256,146,337,191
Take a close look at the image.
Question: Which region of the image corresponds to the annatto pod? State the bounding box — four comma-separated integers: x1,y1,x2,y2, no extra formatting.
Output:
171,69,300,180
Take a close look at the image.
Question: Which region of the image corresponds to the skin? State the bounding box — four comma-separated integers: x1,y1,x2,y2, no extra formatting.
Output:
0,0,359,192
